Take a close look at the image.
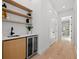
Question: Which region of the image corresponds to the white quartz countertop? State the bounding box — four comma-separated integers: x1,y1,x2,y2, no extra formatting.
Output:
3,34,37,41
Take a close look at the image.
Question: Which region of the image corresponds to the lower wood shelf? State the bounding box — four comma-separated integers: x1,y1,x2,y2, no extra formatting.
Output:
2,19,26,24
2,19,32,25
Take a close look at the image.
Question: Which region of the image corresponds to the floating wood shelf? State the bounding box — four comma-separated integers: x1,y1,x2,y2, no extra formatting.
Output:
2,8,31,18
2,19,26,24
4,0,32,12
3,19,32,25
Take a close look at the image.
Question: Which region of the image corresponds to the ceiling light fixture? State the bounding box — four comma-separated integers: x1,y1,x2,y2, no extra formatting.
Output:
62,5,66,8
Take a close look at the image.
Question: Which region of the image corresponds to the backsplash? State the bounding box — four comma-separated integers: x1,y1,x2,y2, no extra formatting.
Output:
2,22,27,38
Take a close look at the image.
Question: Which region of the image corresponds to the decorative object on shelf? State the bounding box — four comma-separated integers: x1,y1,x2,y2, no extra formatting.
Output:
26,18,32,25
2,2,7,8
27,12,32,16
27,13,31,16
26,25,33,34
26,18,30,23
2,2,7,19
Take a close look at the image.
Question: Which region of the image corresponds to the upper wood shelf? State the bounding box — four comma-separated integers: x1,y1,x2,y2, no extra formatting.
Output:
4,0,32,12
2,8,31,18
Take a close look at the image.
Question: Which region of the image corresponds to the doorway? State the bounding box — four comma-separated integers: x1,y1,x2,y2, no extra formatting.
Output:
61,16,72,41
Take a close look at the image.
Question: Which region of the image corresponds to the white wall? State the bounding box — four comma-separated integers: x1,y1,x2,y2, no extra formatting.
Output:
73,0,77,48
36,0,59,54
37,0,50,54
47,1,59,45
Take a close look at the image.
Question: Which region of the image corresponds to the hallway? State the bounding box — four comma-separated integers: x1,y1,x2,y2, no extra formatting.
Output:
31,40,76,59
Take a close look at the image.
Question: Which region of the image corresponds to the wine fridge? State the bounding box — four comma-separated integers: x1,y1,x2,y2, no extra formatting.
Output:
27,35,38,59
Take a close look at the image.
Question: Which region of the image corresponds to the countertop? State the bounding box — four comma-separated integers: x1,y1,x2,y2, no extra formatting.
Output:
2,34,38,41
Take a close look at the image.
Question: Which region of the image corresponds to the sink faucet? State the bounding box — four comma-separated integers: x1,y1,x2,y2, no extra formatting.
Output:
10,27,15,36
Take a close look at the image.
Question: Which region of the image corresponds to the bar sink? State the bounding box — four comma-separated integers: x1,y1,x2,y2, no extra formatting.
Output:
8,35,20,37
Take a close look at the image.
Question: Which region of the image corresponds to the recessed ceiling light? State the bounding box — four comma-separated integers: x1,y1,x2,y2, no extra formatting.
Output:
62,5,66,8
48,10,52,13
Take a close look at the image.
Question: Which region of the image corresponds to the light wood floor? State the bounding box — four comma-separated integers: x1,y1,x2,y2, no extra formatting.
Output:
31,40,76,59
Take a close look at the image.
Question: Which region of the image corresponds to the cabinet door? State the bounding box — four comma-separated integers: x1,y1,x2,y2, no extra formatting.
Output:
3,38,26,59
33,36,38,53
27,37,33,57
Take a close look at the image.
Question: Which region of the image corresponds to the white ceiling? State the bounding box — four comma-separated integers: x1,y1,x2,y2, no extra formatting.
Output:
49,0,75,12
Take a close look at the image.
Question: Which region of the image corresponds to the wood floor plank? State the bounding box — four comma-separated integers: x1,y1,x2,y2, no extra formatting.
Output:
31,40,76,59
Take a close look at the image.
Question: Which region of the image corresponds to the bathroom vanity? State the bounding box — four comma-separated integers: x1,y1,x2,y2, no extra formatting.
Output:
3,35,38,59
